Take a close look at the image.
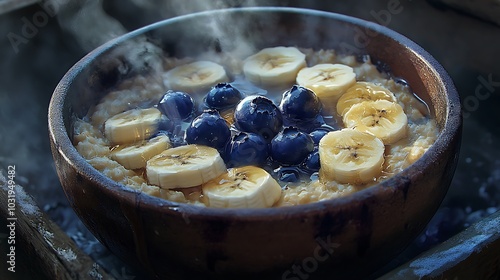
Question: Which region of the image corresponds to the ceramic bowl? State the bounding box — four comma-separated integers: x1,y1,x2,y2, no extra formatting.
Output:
48,7,461,279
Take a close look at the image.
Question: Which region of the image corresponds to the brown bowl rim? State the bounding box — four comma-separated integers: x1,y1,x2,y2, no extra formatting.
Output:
48,7,461,220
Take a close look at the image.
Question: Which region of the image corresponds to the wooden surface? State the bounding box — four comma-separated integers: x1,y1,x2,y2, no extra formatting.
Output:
0,170,114,280
380,209,500,279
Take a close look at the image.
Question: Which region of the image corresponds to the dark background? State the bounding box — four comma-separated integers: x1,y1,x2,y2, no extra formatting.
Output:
0,0,499,279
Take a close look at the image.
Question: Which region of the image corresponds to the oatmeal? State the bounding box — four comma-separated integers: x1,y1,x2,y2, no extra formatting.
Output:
73,46,439,207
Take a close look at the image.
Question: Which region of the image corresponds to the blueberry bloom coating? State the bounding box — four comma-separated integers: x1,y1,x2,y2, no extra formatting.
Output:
271,126,314,165
158,90,194,121
234,95,283,141
185,109,230,150
225,131,269,167
280,85,322,122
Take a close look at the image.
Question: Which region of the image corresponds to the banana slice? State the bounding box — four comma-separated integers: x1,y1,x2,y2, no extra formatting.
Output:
202,166,282,208
165,61,229,93
296,63,356,112
243,46,306,87
319,129,385,185
104,108,162,145
111,134,171,170
146,144,226,189
337,82,397,116
343,100,408,144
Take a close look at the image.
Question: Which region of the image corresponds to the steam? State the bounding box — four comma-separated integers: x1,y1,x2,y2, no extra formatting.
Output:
51,0,284,55
49,0,294,92
52,0,126,52
155,0,281,61
137,0,263,17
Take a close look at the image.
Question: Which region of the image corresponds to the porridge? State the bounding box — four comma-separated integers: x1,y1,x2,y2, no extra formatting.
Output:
73,46,439,208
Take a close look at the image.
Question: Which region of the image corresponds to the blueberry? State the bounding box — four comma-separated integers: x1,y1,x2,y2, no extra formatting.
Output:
225,132,269,167
280,85,322,122
158,90,194,121
234,95,283,141
309,127,333,145
205,83,243,109
304,148,320,172
185,109,230,150
277,167,301,183
285,114,331,133
271,126,314,165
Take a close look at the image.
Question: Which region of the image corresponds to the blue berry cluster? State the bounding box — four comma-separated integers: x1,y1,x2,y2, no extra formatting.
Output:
153,82,338,183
